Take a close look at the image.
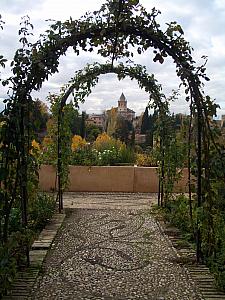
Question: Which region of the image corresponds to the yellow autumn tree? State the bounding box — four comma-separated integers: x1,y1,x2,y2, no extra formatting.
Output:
42,136,53,145
106,107,118,136
93,132,125,152
30,139,41,156
93,132,112,151
42,136,53,151
71,135,87,152
32,139,40,150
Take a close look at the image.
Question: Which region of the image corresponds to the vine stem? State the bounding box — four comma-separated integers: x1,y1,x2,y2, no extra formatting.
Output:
57,107,63,213
188,98,193,222
20,96,30,266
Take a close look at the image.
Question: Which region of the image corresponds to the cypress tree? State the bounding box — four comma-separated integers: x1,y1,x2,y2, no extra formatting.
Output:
141,107,149,134
80,111,86,138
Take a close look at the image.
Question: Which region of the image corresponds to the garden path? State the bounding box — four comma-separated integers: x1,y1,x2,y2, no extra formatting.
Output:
30,193,202,300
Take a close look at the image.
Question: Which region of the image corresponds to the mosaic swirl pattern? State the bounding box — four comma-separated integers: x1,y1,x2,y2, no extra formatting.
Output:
31,208,201,300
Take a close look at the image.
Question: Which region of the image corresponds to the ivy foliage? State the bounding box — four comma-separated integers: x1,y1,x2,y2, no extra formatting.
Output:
56,62,164,109
0,0,225,292
49,61,165,194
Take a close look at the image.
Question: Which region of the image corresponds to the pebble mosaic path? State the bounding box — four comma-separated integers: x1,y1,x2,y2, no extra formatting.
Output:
30,193,203,300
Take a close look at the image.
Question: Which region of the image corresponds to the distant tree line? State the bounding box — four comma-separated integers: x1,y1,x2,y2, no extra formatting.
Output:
32,99,186,147
31,99,102,142
140,107,186,148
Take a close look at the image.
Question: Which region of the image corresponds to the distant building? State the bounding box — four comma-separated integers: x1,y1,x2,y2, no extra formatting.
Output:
135,134,146,144
86,113,106,129
87,93,136,129
213,115,225,128
222,115,225,128
117,93,135,121
106,93,135,122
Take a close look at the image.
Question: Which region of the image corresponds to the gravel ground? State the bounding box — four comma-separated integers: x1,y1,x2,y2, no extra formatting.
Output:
62,192,157,210
30,193,202,300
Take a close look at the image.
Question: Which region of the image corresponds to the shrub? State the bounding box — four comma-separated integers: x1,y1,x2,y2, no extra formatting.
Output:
40,136,56,165
93,132,124,152
8,208,22,234
68,133,135,166
134,144,144,154
0,241,17,298
28,193,55,230
136,153,156,166
165,194,194,235
118,146,136,165
71,135,87,151
161,194,225,291
96,148,118,165
0,229,34,298
93,132,112,151
70,147,97,166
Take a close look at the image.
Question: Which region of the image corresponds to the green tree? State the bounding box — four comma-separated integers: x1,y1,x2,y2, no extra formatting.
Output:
86,124,102,142
80,111,86,138
141,107,149,134
64,102,81,136
30,99,50,140
114,116,131,144
145,130,153,147
173,113,182,130
130,126,135,148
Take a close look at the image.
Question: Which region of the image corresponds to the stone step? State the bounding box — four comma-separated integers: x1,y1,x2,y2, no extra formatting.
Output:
158,219,225,300
2,212,66,300
204,296,225,300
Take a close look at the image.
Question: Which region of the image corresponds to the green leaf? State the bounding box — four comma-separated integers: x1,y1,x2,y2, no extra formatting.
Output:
0,167,8,180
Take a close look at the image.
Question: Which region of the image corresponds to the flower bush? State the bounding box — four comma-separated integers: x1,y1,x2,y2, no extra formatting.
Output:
36,132,161,167
94,147,118,165
70,147,96,166
93,133,135,165
69,133,135,166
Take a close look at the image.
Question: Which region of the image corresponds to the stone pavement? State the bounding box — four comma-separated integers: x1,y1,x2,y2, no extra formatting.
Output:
30,193,202,300
62,192,157,210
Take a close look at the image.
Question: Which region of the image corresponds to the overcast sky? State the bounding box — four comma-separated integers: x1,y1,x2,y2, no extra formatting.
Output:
0,0,225,117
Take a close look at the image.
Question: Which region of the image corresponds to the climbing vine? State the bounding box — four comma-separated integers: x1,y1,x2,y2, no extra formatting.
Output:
26,4,218,262
51,61,165,211
0,0,224,291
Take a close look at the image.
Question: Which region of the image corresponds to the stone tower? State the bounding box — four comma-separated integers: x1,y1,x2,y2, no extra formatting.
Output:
118,92,127,113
